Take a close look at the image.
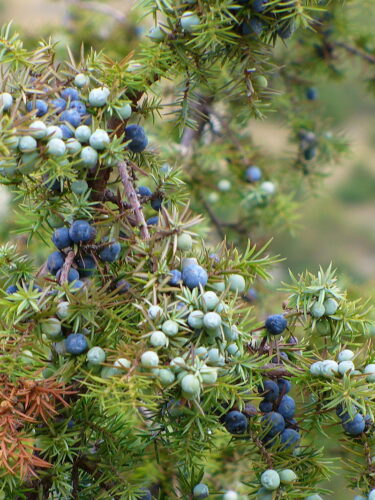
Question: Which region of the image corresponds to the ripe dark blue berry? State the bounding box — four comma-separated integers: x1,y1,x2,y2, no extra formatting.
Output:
70,100,87,115
304,147,317,161
224,411,248,434
65,333,89,355
258,380,279,402
280,428,300,450
253,0,267,12
277,395,296,419
99,241,121,262
124,124,148,153
182,265,208,289
6,284,18,294
26,99,48,117
151,196,163,211
259,400,273,413
139,489,152,500
75,255,96,277
265,314,287,335
69,220,96,243
61,87,80,101
168,269,182,286
52,227,72,249
47,251,65,275
342,413,365,436
261,412,285,437
115,279,131,294
306,87,318,100
271,352,289,364
56,267,80,283
60,109,81,127
137,186,152,197
243,288,257,302
277,378,291,394
60,124,74,139
146,216,158,226
51,98,67,113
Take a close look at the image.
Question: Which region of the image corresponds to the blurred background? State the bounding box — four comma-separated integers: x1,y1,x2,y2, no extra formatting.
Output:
1,1,375,498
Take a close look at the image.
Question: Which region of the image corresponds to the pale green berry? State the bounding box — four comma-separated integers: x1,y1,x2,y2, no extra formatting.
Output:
181,11,200,32
150,330,168,347
56,301,71,320
47,138,66,156
0,92,13,111
338,360,355,375
170,357,185,372
89,87,109,107
261,181,276,195
279,469,297,484
47,214,64,228
256,488,273,500
223,324,239,341
203,311,221,330
75,125,91,143
19,135,37,152
162,320,179,337
193,483,209,499
227,274,246,293
260,469,280,490
195,346,207,358
223,492,238,500
114,358,131,369
46,125,63,139
207,348,225,366
19,152,38,174
117,103,132,119
89,129,110,150
74,73,89,88
310,361,323,376
71,179,88,195
254,74,268,89
315,319,331,336
86,346,106,365
210,281,225,292
323,297,338,316
29,120,47,139
311,302,325,318
305,496,323,500
158,368,175,386
188,310,204,329
200,365,218,384
338,349,354,362
182,257,198,269
177,369,189,382
353,495,367,500
364,364,375,382
321,359,338,378
369,490,375,500
216,302,226,313
148,305,163,320
226,343,240,357
148,26,165,41
207,192,219,203
19,349,34,365
217,179,231,192
201,291,219,311
80,146,98,166
41,317,62,338
180,374,200,395
177,233,193,251
5,134,19,150
141,351,159,368
101,366,120,378
66,138,82,154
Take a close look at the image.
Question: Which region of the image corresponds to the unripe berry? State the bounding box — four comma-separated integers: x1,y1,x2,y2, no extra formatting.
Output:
0,92,13,111
117,103,132,119
150,330,168,347
261,469,280,491
338,349,354,362
188,310,204,329
19,136,37,153
71,180,88,195
41,318,62,339
227,274,246,293
47,138,66,156
56,301,71,320
223,492,238,500
278,469,297,484
223,324,239,341
323,297,338,315
200,366,218,384
66,138,82,154
254,74,268,89
89,87,110,107
338,360,355,375
207,348,225,366
193,483,209,499
180,374,200,395
46,125,63,139
161,320,179,337
369,490,375,500
201,291,219,310
203,311,221,330
170,357,186,372
114,358,131,369
148,305,163,320
217,179,231,192
75,125,92,143
315,319,331,336
89,129,110,150
86,346,106,365
181,11,200,32
29,120,47,139
321,359,338,378
158,368,175,386
310,302,325,318
260,181,276,195
177,233,193,251
141,351,159,368
74,73,89,88
364,364,375,382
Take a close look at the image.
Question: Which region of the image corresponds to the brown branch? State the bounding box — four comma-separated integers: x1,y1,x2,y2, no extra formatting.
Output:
260,363,304,378
65,0,127,25
333,41,375,65
58,251,75,284
201,197,225,241
118,161,150,240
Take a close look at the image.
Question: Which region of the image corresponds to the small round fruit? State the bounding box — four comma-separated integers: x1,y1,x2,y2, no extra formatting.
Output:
227,343,239,356
74,73,89,88
310,302,325,319
338,349,354,362
75,125,91,143
364,364,375,382
259,379,279,403
124,124,148,153
158,368,175,386
89,129,110,150
368,490,375,500
117,103,132,119
193,483,209,499
254,74,268,89
161,320,179,337
338,360,355,375
87,346,106,365
141,351,159,368
47,251,65,275
148,26,165,41
201,291,219,311
61,87,80,101
52,227,72,249
180,374,200,396
279,469,297,484
60,109,81,127
150,330,168,347
245,165,262,183
69,220,96,243
29,120,47,139
315,319,331,336
224,410,248,434
80,146,98,166
46,125,63,140
342,413,365,436
182,265,208,289
323,297,338,316
261,181,276,195
265,314,287,335
0,92,13,111
188,310,204,329
278,395,296,419
168,269,182,286
65,333,89,355
99,241,121,262
47,138,66,156
321,359,339,378
66,138,82,154
203,312,221,330
75,255,96,277
217,179,231,192
200,366,218,384
207,348,225,366
177,233,193,251
261,412,285,437
170,357,185,372
280,428,300,450
223,491,238,500
71,180,88,195
181,11,200,32
26,99,48,117
114,358,131,369
41,318,62,339
260,470,280,491
148,305,163,320
227,274,246,293
89,87,110,107
56,301,71,320
19,136,37,153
